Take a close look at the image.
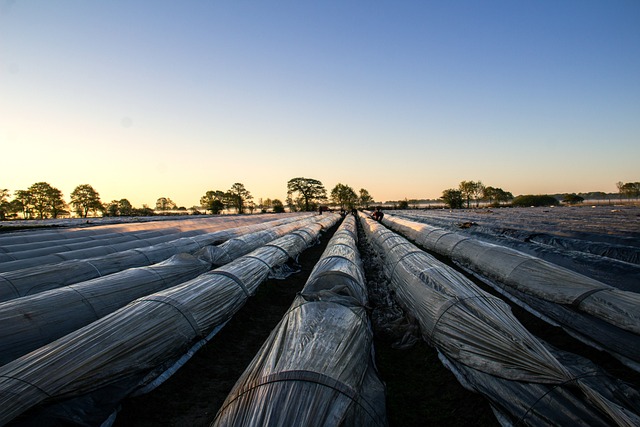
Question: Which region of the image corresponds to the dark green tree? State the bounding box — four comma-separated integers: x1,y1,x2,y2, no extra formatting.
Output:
620,182,640,199
458,181,475,208
0,189,9,220
272,199,285,213
155,197,177,212
287,177,327,212
441,189,464,209
226,183,252,214
511,195,559,207
70,184,103,217
28,182,67,219
563,194,584,205
13,190,33,219
358,188,374,209
330,183,358,209
200,190,227,214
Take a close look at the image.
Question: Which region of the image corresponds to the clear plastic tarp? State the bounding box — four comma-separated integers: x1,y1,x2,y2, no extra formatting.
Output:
0,214,339,426
378,212,640,370
0,214,312,272
214,215,387,426
387,208,640,291
0,215,311,302
360,214,640,426
0,215,329,366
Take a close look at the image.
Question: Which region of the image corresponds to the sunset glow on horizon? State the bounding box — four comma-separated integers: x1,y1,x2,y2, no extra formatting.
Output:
2,1,638,208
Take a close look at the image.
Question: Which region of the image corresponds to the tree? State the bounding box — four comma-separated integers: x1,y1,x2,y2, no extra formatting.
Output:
105,200,119,217
511,195,559,207
330,183,358,209
155,197,177,212
483,186,513,206
0,189,9,220
458,181,476,208
616,181,625,201
13,190,33,219
118,199,134,216
272,199,285,213
226,183,253,214
563,194,584,205
358,188,374,209
620,182,640,200
287,177,327,212
28,182,67,219
200,190,227,214
397,199,409,210
441,189,464,209
70,184,103,218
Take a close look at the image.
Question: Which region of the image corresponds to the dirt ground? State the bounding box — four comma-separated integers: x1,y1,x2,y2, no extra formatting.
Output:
113,219,499,426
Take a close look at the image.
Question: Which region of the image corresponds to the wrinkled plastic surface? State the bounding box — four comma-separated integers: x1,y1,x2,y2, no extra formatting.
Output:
0,215,310,302
389,208,640,291
0,214,340,426
0,214,310,271
380,212,640,369
360,214,640,426
214,215,387,426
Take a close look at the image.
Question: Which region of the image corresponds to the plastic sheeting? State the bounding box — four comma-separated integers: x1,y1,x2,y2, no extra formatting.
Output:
0,214,312,272
0,215,328,366
214,215,387,426
379,213,640,369
0,214,340,426
389,209,640,291
360,214,640,426
0,215,310,302
0,214,303,248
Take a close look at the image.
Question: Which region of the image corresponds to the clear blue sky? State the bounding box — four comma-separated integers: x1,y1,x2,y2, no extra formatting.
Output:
1,1,638,207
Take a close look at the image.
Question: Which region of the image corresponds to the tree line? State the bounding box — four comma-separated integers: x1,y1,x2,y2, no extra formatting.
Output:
200,178,375,215
438,180,639,209
440,180,514,209
0,178,376,220
2,179,637,220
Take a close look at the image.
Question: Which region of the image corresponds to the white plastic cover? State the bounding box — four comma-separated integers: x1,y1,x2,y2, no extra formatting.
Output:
360,214,640,426
214,215,387,426
0,214,340,426
379,213,640,368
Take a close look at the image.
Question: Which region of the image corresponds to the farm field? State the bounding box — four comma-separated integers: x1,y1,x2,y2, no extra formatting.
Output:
0,205,639,426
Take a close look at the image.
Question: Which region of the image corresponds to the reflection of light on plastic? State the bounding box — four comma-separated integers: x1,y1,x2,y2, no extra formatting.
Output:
121,117,133,128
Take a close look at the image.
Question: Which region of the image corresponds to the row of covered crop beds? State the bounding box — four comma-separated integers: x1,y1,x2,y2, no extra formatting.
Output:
1,208,639,426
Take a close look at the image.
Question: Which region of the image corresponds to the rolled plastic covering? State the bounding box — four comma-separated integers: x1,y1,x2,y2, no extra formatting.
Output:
379,214,640,336
0,215,310,303
360,215,640,426
0,214,312,272
214,215,386,426
0,215,332,366
0,213,303,247
0,214,340,426
198,215,319,267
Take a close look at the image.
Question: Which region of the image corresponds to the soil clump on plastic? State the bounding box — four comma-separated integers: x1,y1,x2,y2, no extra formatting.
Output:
114,218,500,426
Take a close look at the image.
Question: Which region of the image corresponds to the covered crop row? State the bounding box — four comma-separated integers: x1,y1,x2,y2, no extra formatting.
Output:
0,215,310,302
214,214,386,426
0,215,324,366
0,214,311,272
390,210,640,290
0,214,339,426
379,213,640,371
360,214,640,426
0,213,303,247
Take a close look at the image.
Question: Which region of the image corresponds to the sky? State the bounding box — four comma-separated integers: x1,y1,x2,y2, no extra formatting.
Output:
1,1,639,208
